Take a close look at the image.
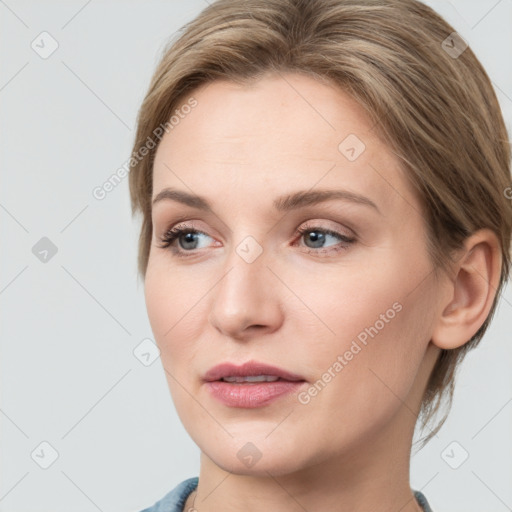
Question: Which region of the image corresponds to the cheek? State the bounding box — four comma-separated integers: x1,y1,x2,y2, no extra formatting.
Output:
144,263,171,341
144,260,183,355
287,261,405,355
300,258,436,428
297,250,435,377
144,259,208,372
144,260,210,431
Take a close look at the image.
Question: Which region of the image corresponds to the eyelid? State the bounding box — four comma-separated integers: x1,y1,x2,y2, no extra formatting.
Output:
156,219,210,241
157,218,357,258
156,218,352,243
298,219,355,239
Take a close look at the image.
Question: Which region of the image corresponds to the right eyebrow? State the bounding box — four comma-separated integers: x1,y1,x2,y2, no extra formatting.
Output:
152,188,212,211
152,187,381,214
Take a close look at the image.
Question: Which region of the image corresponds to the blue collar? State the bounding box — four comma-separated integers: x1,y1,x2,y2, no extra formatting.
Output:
140,478,434,512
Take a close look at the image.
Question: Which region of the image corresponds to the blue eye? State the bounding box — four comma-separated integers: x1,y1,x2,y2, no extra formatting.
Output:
158,223,356,258
295,226,355,255
158,224,212,255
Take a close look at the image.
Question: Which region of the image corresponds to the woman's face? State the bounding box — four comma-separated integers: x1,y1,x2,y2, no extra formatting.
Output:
145,73,442,476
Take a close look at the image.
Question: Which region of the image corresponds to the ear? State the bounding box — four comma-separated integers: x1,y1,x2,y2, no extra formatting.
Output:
431,229,502,350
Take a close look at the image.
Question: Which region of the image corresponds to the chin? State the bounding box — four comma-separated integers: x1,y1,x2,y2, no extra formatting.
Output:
192,427,317,477
213,448,306,477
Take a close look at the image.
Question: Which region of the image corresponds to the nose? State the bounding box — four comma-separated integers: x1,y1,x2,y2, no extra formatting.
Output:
208,246,284,341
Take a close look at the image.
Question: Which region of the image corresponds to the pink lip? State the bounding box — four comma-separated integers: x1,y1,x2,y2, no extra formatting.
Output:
203,360,307,408
203,361,305,382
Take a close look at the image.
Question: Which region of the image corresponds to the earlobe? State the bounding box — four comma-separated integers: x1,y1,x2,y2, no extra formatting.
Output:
431,229,502,350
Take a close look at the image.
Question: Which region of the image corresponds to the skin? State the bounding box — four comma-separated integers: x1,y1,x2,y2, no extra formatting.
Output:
144,72,501,512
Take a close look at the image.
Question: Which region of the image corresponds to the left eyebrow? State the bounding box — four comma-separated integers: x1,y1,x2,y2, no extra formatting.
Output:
273,189,380,214
152,188,381,214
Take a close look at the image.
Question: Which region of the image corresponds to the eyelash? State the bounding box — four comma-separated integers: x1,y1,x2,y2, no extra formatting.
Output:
157,222,356,259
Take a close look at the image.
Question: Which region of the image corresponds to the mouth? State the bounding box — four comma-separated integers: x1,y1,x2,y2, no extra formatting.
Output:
219,375,285,383
203,360,307,408
203,360,306,383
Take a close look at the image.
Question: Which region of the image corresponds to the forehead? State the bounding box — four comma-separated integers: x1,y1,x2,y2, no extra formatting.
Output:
151,73,418,217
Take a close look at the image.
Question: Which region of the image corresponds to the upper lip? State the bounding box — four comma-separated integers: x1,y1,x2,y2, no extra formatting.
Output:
203,360,306,382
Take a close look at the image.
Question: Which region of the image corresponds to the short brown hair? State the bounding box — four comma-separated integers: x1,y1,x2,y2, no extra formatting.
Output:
129,0,512,447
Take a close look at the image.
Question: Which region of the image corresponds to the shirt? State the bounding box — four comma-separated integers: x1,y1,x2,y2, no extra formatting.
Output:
139,477,434,512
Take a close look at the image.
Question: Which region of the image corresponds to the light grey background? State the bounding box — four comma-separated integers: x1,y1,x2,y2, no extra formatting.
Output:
1,1,511,511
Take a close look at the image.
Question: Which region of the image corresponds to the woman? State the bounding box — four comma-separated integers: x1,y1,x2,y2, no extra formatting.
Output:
129,0,511,510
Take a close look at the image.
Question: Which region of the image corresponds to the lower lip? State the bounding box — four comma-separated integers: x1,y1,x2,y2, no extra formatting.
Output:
205,380,306,408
